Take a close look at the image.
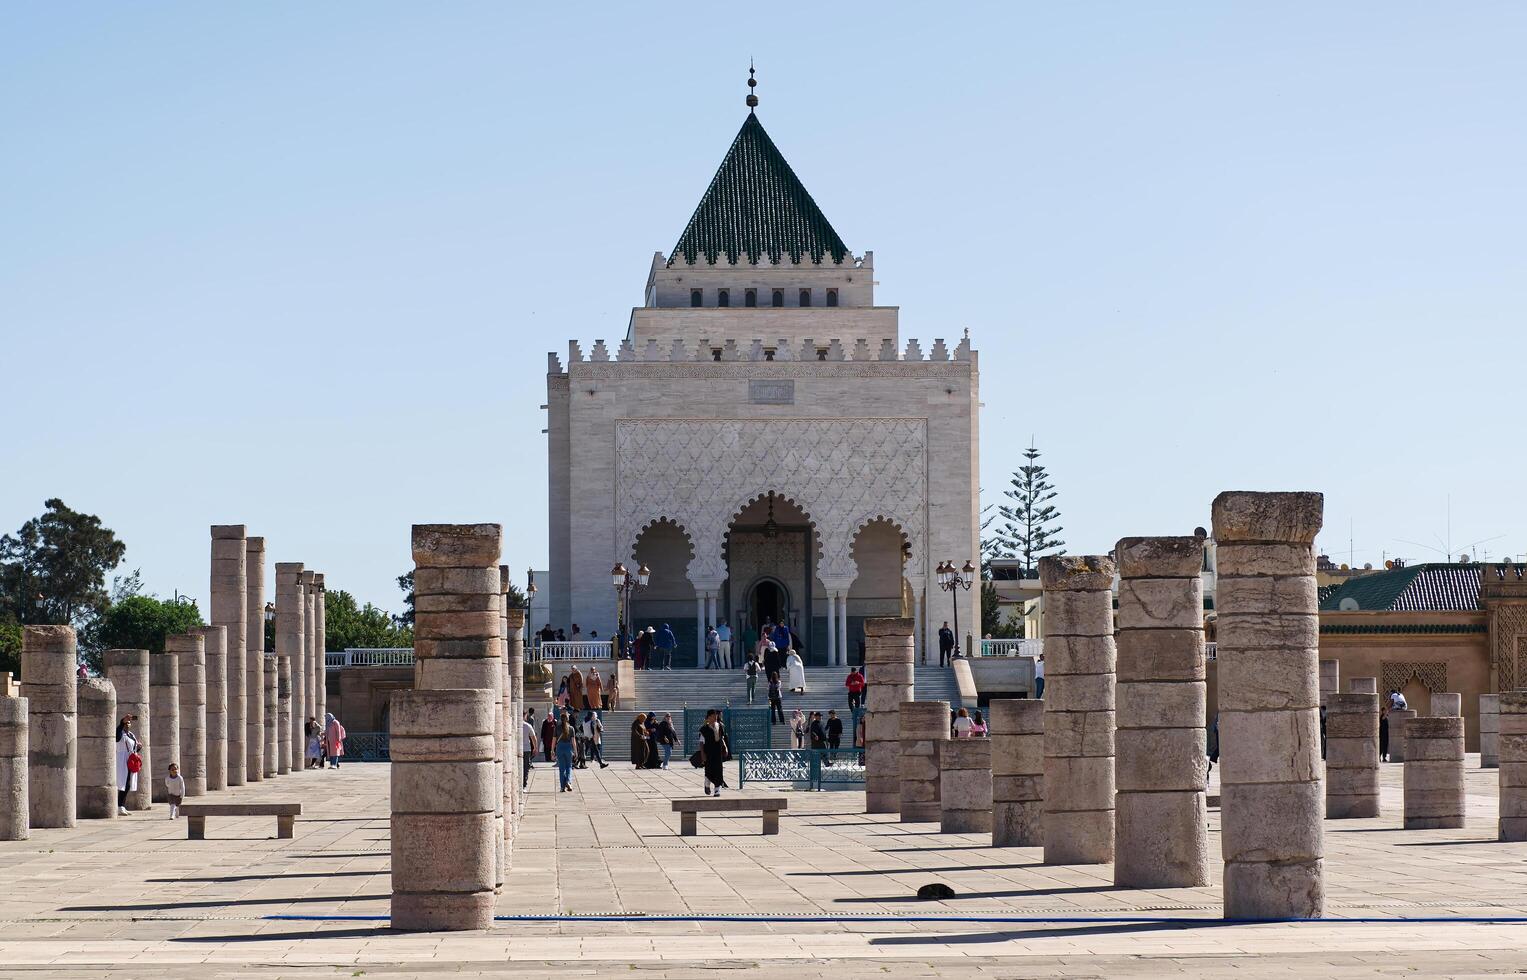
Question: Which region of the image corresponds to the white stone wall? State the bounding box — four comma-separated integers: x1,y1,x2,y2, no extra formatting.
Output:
627,307,900,349
645,251,875,309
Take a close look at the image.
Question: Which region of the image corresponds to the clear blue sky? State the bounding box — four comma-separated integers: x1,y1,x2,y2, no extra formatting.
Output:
3,2,1524,614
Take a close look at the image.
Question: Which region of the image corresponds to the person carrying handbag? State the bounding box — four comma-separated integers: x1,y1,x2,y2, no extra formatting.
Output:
698,708,729,797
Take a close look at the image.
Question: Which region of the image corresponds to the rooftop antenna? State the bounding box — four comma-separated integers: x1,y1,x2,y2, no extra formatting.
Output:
746,60,759,112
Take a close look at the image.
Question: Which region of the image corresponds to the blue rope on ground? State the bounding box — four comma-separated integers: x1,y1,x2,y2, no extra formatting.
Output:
263,913,1527,925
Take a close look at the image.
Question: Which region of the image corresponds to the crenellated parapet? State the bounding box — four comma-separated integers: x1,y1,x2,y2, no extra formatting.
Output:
547,333,974,373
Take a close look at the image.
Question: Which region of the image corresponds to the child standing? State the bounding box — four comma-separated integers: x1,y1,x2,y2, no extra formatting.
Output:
164,762,186,818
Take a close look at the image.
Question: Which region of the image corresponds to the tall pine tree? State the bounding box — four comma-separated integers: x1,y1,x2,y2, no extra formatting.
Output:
994,442,1065,576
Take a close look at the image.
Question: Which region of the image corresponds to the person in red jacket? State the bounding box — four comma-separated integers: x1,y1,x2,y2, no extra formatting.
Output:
844,666,866,712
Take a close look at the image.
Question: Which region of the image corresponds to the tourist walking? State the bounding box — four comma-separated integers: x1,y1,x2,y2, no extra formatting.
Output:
568,664,585,711
768,672,785,724
844,666,865,711
555,675,569,707
826,709,843,762
657,712,677,768
586,666,604,711
555,717,576,792
1034,653,1045,698
743,656,759,704
938,621,954,667
971,710,988,736
644,713,664,769
325,712,347,768
522,709,538,788
699,709,729,796
633,627,648,670
716,620,733,668
584,710,608,768
809,711,826,750
114,714,141,816
607,668,620,709
772,621,793,655
305,717,322,769
952,707,973,737
762,639,782,680
786,649,806,693
540,713,557,762
791,708,808,748
164,762,186,819
655,624,677,670
704,625,721,669
630,714,650,768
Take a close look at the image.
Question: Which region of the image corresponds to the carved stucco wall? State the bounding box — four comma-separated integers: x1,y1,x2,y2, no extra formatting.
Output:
1381,661,1448,697
1492,604,1527,691
615,418,927,586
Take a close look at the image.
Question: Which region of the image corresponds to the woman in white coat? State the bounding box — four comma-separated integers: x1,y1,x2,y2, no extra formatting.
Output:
785,649,807,694
114,714,141,815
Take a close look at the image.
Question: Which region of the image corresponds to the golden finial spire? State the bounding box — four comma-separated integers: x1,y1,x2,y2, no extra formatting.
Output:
746,60,759,111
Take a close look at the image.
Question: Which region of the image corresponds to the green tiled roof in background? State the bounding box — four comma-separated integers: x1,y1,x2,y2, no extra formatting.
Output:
670,114,850,266
1318,563,1482,613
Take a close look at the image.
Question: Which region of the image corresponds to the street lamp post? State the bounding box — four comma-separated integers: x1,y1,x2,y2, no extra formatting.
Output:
611,562,650,658
936,560,976,658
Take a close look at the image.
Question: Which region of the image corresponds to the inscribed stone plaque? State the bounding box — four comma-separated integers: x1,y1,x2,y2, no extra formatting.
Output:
749,380,795,405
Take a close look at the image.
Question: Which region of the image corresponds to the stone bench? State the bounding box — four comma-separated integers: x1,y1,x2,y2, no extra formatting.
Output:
179,802,303,840
672,796,787,836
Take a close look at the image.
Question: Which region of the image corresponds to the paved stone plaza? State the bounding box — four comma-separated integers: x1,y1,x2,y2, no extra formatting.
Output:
0,758,1525,977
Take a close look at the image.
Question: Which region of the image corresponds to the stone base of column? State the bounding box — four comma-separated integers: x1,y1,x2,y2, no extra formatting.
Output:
1224,859,1323,921
1404,716,1465,830
0,697,27,841
1115,791,1208,887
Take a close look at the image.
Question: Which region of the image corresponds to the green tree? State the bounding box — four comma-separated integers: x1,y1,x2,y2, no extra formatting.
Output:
0,623,20,680
979,580,1022,639
993,442,1066,575
0,499,126,628
90,595,205,674
324,589,413,650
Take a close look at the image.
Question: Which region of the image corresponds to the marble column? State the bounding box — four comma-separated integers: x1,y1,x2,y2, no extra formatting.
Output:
1480,694,1500,769
169,632,207,796
211,525,247,787
863,617,915,813
411,524,504,892
1404,715,1465,829
1326,683,1380,818
913,588,926,666
0,697,27,840
506,605,526,829
104,649,152,810
695,593,706,665
313,572,327,725
390,689,497,931
1039,555,1116,866
1213,490,1325,920
245,536,266,782
897,700,949,822
22,626,77,829
1499,692,1527,841
149,648,180,803
838,594,849,666
939,738,992,833
195,625,227,791
301,569,318,769
76,677,117,819
990,698,1044,847
262,655,279,778
1114,536,1209,888
1389,709,1417,763
825,590,838,665
277,655,292,776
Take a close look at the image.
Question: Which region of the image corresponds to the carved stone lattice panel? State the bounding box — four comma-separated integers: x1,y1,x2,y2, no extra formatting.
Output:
1493,604,1527,692
615,418,927,585
1381,661,1448,697
728,529,810,627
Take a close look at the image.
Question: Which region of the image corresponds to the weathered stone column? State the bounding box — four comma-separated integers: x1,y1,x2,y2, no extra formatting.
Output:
104,649,152,810
1319,660,1339,707
1431,693,1461,718
149,649,180,803
1404,715,1465,829
312,572,327,728
506,604,526,829
195,626,227,791
1114,536,1209,887
1480,694,1500,769
0,697,27,840
1039,555,1116,865
22,626,77,829
497,566,512,871
990,698,1044,846
1326,685,1379,819
390,688,496,930
1213,490,1325,920
1499,692,1527,841
411,524,504,889
299,569,317,771
863,617,915,814
939,738,992,833
277,655,293,776
898,700,949,822
245,536,266,782
169,632,207,797
1389,709,1417,762
76,678,117,819
275,564,305,774
211,525,247,788
262,655,279,778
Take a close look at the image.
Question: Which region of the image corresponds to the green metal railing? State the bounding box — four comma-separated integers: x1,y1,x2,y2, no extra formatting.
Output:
738,748,865,790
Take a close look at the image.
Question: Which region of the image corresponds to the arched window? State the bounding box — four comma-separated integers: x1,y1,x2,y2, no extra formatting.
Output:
690,289,702,308
771,289,784,308
799,289,812,307
744,288,757,307
718,289,730,308
826,288,839,307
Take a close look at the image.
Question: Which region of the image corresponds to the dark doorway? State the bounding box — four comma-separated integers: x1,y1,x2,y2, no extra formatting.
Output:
750,579,786,630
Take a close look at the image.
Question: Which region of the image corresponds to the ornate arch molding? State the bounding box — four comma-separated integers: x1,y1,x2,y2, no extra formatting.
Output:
614,418,928,586
1382,661,1448,697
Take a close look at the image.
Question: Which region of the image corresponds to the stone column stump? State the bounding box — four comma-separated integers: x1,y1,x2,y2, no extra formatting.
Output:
169,632,207,796
863,617,915,814
0,697,27,840
1326,691,1380,818
990,698,1044,847
277,655,293,775
262,655,279,778
1431,693,1461,718
1114,536,1209,888
149,649,180,803
1499,692,1527,841
1212,490,1325,920
104,649,152,810
1389,709,1417,762
1404,715,1465,829
22,626,77,829
939,738,992,833
210,525,247,788
390,688,497,931
506,605,526,829
898,700,949,822
1039,555,1116,865
1480,694,1500,769
245,536,266,782
76,678,117,819
195,626,228,791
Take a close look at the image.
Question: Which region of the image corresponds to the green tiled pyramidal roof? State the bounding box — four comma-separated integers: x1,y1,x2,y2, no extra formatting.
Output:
1319,563,1481,613
670,113,850,266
